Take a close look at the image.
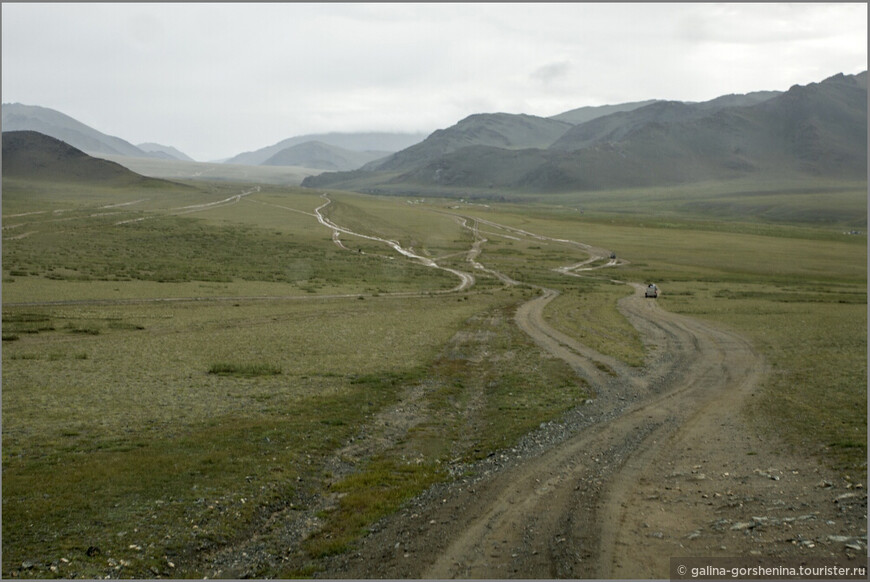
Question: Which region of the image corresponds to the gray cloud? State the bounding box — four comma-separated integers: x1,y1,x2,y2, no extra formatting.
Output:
531,61,573,85
2,3,866,161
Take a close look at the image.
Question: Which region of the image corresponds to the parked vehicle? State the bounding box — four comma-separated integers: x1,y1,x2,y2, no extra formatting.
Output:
645,283,658,298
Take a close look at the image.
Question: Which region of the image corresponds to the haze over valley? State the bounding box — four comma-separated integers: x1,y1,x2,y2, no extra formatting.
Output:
2,3,867,580
4,70,866,197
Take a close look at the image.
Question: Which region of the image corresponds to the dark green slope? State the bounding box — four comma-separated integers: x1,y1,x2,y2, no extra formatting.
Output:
2,130,172,186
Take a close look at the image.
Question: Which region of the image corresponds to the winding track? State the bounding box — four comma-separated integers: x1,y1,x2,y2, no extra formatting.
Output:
299,205,765,578
415,284,764,578
6,192,767,576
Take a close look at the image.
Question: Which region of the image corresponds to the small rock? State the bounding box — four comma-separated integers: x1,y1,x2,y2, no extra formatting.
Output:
731,521,755,531
845,543,863,551
754,469,780,480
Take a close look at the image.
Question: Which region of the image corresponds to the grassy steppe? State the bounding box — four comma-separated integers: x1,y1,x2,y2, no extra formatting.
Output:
455,186,866,474
2,176,866,577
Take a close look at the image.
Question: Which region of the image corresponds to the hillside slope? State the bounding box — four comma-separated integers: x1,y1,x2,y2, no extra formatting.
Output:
549,99,660,125
2,103,159,159
550,91,781,152
304,72,866,194
367,113,573,173
2,130,169,186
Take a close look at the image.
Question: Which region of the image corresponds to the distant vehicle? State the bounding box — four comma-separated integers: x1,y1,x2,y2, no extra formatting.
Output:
645,283,658,298
610,252,617,259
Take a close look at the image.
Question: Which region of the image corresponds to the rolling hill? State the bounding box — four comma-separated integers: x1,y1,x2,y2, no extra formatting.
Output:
303,72,867,194
1,103,168,160
1,130,171,186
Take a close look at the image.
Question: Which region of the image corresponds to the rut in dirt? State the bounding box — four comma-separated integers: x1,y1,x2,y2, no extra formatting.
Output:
409,283,764,579
317,275,764,579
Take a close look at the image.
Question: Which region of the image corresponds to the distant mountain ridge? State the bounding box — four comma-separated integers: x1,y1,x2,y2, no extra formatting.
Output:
303,71,866,194
548,99,661,124
261,141,388,171
1,103,166,160
366,113,573,174
137,142,195,162
550,91,782,152
225,132,429,166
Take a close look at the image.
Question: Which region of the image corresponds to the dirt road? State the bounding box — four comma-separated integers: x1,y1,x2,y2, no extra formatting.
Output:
319,284,865,578
193,204,864,578
12,194,863,577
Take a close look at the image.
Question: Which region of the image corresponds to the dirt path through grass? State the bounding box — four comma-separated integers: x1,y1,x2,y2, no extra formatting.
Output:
9,198,864,578
319,227,865,578
383,283,764,578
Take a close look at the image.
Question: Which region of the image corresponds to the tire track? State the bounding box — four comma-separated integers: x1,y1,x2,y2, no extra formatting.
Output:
419,283,764,578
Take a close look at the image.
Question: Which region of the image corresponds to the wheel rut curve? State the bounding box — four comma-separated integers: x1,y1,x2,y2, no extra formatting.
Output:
416,283,765,579
316,215,767,579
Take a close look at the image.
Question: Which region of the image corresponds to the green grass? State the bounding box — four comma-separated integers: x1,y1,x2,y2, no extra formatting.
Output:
660,281,867,472
208,362,282,377
2,174,866,577
544,280,645,366
284,299,590,576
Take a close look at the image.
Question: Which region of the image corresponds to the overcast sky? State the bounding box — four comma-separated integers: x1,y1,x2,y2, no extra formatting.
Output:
2,2,867,161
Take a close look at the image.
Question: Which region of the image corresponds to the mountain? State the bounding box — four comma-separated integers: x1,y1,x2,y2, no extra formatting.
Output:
137,142,194,162
261,140,388,171
225,132,428,166
550,91,781,152
549,100,661,124
303,72,866,194
365,113,573,173
1,103,163,159
2,130,167,185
